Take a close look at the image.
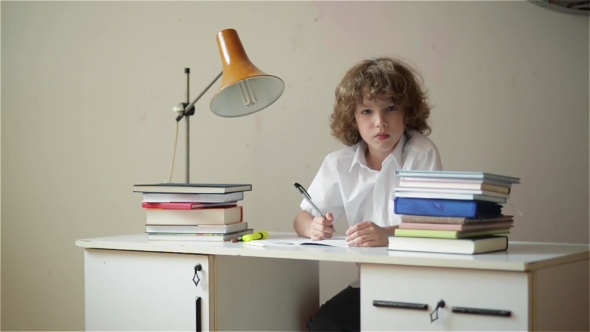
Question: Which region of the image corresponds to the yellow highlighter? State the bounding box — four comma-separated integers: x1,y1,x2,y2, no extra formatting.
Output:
234,230,268,242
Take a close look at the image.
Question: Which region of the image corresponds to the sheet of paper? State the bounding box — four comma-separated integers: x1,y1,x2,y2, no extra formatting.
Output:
253,236,351,248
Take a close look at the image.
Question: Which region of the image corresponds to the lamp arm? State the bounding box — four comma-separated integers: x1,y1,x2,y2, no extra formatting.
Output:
176,71,223,121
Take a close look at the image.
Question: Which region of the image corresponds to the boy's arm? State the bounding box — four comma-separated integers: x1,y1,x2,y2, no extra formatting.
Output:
293,210,314,238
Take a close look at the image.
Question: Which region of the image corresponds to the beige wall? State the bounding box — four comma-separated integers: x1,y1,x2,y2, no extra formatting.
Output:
2,1,588,330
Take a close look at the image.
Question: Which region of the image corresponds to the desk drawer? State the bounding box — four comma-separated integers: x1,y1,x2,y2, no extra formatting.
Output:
360,264,529,331
85,249,212,331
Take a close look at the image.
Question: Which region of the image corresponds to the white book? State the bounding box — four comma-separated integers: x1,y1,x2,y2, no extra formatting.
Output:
146,222,248,234
393,191,507,204
398,180,511,193
142,191,244,203
399,177,512,188
134,183,251,194
394,187,510,199
395,170,520,185
388,236,509,255
148,229,253,242
145,206,243,225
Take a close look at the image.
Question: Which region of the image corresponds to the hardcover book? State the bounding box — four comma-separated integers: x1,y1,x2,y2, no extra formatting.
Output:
146,222,248,234
394,187,510,199
148,229,253,242
145,206,244,225
395,170,520,184
134,183,252,194
398,179,511,194
399,220,514,231
388,235,509,255
394,197,503,218
399,214,513,225
142,191,244,203
141,202,237,210
394,228,511,239
393,191,507,204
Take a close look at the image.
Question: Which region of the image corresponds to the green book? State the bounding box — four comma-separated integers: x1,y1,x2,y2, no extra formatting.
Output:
394,228,510,239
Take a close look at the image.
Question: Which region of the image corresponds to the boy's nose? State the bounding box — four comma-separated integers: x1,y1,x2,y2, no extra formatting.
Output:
375,115,387,128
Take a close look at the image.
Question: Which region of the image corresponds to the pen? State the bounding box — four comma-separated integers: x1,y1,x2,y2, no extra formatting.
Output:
293,180,336,225
294,182,325,218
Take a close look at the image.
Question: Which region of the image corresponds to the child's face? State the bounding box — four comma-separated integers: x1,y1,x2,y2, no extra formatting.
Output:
354,90,405,158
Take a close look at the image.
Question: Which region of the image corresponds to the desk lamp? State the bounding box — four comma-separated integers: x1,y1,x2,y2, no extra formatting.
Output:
170,28,284,183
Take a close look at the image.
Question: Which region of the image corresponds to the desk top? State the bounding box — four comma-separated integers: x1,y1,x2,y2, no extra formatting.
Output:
75,232,589,272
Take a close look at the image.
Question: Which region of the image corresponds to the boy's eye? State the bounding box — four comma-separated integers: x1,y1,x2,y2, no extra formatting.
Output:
361,109,372,115
386,105,397,112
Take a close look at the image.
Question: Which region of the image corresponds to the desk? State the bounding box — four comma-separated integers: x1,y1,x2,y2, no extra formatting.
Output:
75,232,589,331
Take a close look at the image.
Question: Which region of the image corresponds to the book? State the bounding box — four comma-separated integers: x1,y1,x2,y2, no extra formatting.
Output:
134,183,252,194
146,222,248,234
394,228,511,239
148,229,253,242
141,202,237,210
388,235,509,255
145,206,243,225
399,220,514,231
142,192,244,203
394,197,503,218
398,179,511,194
394,187,510,199
395,170,521,184
400,176,512,189
399,214,513,224
393,191,507,204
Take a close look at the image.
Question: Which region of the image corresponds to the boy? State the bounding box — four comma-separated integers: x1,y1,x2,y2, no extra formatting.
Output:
293,57,443,331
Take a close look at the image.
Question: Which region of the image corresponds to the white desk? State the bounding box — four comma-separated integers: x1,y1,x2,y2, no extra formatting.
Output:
76,232,589,331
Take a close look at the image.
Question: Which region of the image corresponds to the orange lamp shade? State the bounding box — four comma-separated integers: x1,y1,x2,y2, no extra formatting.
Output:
210,29,285,117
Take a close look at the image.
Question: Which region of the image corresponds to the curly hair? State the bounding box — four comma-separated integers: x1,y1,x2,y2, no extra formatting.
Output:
330,57,432,146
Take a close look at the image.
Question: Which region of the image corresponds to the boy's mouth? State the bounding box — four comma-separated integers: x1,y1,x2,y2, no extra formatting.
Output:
375,133,390,140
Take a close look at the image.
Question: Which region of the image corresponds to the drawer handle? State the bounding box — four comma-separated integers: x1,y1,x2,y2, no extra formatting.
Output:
195,296,202,332
192,264,202,288
452,306,511,317
430,300,446,323
373,300,428,310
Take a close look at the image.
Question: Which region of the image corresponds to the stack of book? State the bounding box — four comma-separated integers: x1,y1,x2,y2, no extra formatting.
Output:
133,183,254,242
389,170,520,255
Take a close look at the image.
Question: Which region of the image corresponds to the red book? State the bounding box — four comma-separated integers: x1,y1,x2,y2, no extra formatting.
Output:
141,202,237,210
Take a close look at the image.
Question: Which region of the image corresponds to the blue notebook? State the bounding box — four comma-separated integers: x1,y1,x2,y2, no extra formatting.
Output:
394,197,502,218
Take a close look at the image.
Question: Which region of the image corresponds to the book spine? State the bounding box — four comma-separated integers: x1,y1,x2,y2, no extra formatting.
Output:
394,198,503,218
394,197,477,218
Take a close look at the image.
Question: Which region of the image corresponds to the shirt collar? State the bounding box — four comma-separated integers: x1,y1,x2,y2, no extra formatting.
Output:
349,132,408,172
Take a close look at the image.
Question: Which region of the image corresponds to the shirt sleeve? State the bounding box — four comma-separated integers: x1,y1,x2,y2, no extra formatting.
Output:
405,144,443,171
299,154,345,220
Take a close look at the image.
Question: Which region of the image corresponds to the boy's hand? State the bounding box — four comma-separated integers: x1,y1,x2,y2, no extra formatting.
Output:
345,221,389,247
310,212,335,241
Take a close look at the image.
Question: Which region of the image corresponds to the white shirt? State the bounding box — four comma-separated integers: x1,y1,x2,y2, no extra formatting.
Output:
300,130,443,227
299,130,443,288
